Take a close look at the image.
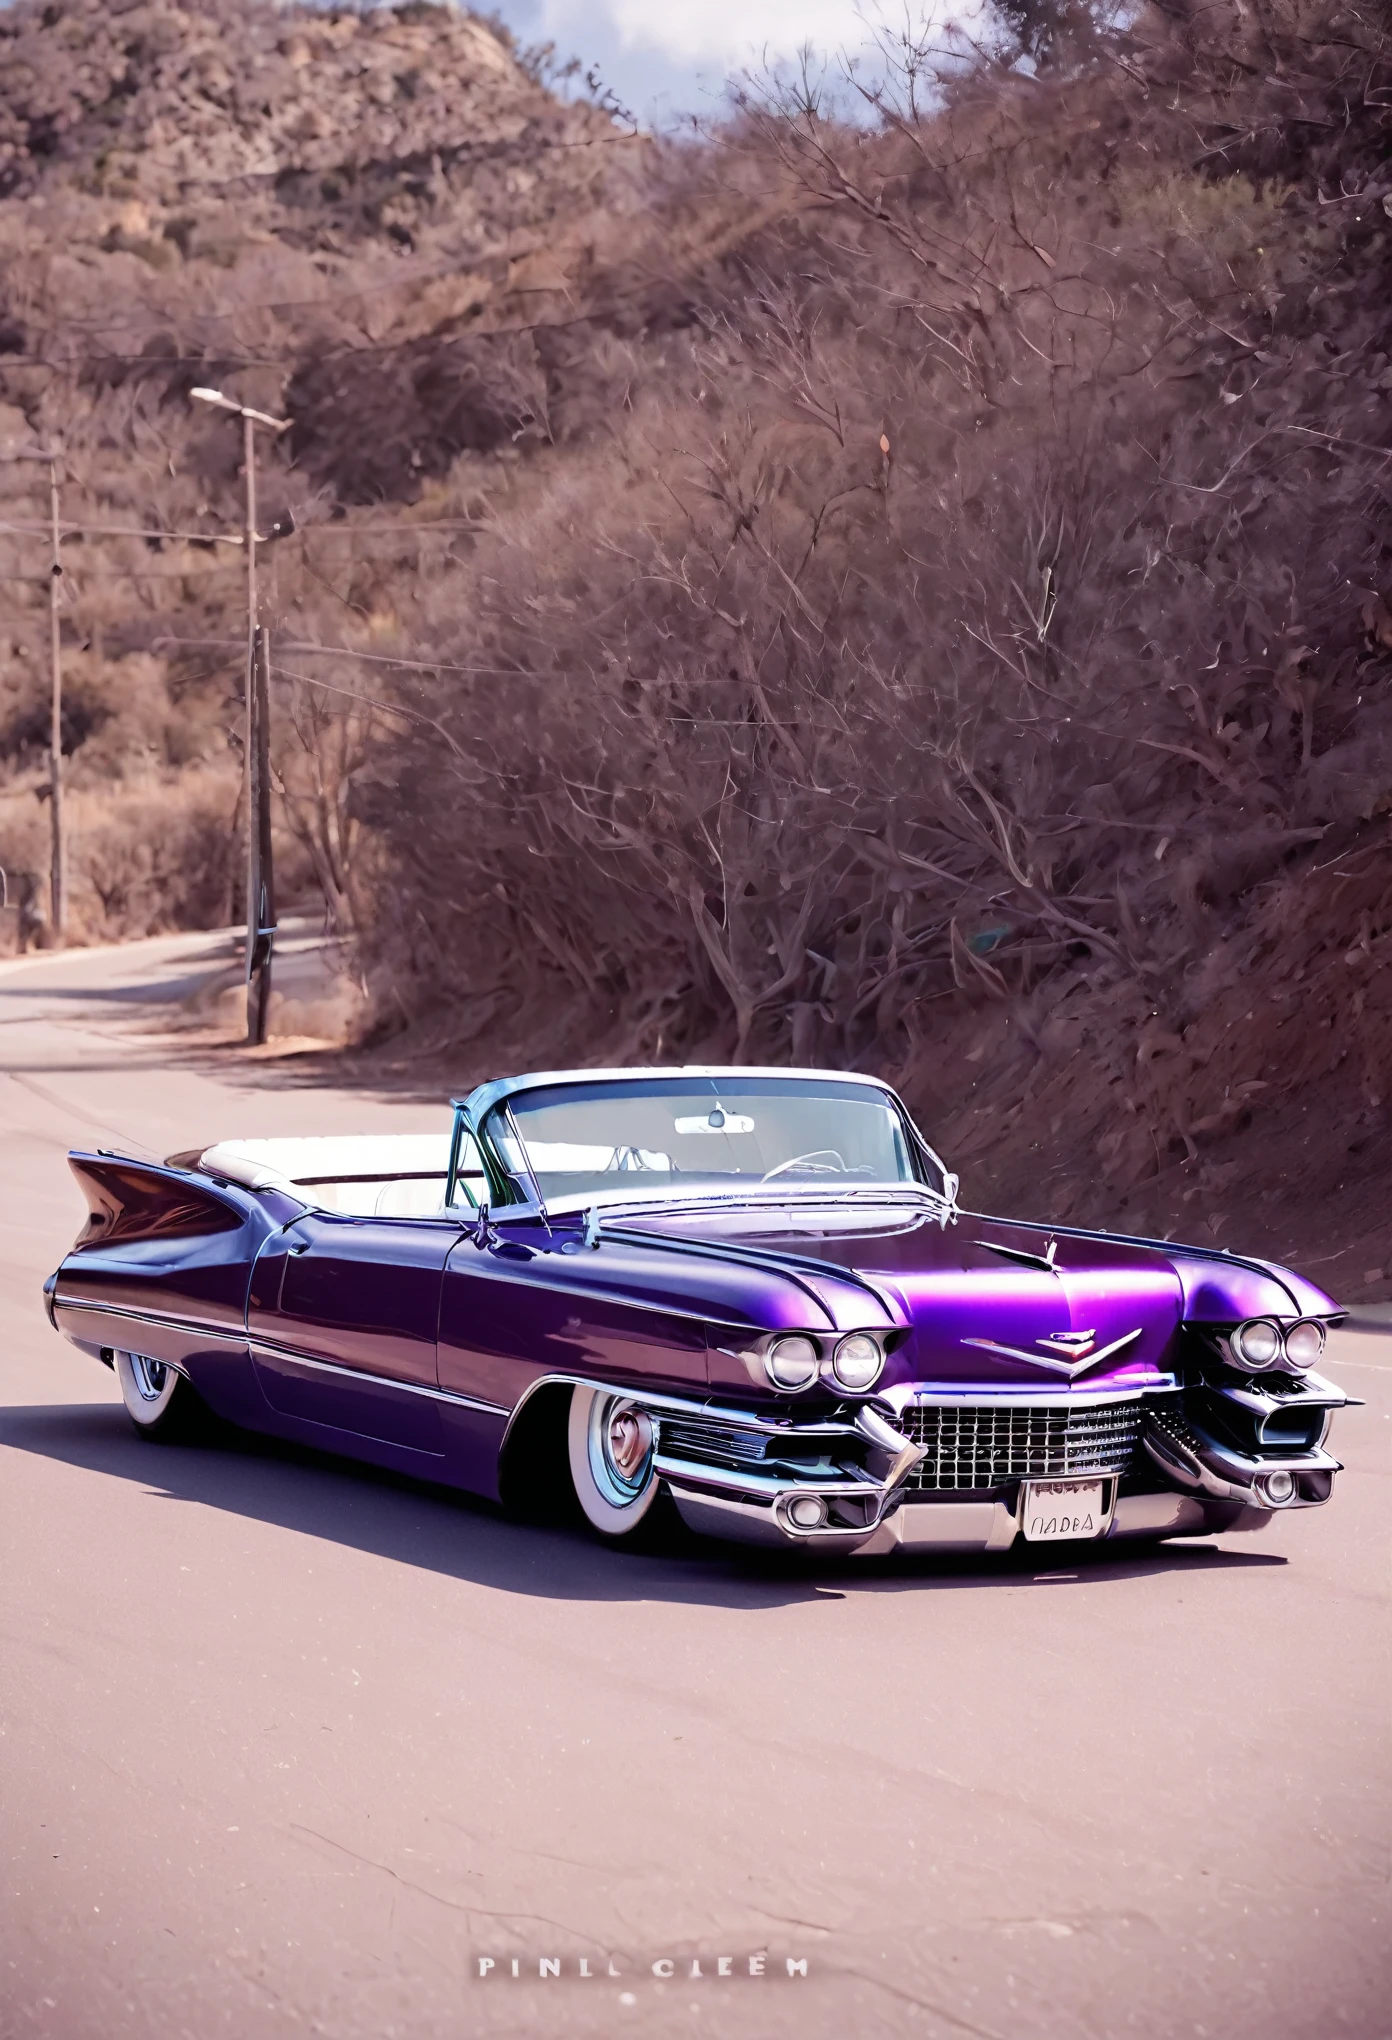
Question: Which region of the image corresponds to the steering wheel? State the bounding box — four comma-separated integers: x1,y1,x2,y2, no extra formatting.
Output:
760,1149,847,1182
605,1145,650,1172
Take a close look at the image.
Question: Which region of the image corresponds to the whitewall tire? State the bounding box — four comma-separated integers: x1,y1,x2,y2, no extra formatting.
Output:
114,1350,197,1439
567,1386,661,1539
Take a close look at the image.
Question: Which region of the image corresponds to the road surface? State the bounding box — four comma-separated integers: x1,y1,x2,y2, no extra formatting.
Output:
1,932,1388,2039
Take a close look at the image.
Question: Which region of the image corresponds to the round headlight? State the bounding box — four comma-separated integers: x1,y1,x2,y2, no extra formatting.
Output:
1282,1320,1325,1372
1231,1319,1283,1370
1259,1469,1297,1506
766,1334,820,1390
831,1332,884,1391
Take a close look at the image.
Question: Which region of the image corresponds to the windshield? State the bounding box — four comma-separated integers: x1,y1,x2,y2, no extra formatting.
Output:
487,1076,935,1206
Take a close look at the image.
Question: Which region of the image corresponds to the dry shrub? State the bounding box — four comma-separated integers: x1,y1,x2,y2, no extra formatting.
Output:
62,770,238,941
357,0,1392,1253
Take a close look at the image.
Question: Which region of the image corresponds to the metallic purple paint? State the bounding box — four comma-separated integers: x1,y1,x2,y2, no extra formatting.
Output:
45,1070,1351,1556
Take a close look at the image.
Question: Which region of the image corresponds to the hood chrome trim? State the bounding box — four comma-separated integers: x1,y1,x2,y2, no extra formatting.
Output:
959,1326,1143,1379
977,1237,1060,1274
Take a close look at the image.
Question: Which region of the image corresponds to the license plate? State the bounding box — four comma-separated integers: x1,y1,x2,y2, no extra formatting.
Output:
1022,1479,1106,1542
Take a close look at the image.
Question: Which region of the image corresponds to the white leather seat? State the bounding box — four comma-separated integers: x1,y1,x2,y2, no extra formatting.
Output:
199,1133,453,1214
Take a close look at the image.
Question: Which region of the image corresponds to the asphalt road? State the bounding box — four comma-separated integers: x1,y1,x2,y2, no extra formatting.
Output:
1,933,1388,2040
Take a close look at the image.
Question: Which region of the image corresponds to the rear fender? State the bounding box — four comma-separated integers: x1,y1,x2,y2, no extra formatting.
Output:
50,1155,292,1381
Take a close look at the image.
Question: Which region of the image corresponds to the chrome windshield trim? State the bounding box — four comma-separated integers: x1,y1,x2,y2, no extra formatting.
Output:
454,1064,905,1121
452,1067,956,1220
535,1183,948,1219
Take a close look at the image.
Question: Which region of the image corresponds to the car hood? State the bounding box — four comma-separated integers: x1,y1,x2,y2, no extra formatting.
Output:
618,1201,1339,1393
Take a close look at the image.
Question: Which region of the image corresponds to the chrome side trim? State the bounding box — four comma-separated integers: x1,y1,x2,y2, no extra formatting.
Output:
58,1296,511,1420
54,1294,246,1346
248,1340,508,1418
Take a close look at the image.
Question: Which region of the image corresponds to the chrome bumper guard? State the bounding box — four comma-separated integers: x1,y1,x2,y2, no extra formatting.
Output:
1143,1412,1342,1511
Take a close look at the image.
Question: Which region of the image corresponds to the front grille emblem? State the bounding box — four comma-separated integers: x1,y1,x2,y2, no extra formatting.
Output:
961,1327,1142,1379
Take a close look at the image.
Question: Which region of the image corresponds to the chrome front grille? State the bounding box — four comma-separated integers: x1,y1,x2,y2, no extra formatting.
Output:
899,1400,1144,1490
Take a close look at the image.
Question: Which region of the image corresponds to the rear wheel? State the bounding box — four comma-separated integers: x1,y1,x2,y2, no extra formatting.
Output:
567,1386,664,1542
114,1351,203,1441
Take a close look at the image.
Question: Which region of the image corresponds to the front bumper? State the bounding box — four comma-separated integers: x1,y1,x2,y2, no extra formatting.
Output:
664,1471,1273,1552
652,1375,1350,1555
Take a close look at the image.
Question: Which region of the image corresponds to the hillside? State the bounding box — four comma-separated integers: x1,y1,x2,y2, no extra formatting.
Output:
1,0,1390,1298
0,0,647,924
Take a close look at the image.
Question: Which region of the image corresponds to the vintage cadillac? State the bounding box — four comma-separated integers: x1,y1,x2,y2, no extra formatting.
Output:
45,1066,1353,1555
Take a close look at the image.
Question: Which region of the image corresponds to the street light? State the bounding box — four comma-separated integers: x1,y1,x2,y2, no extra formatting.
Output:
191,386,292,1046
0,441,66,942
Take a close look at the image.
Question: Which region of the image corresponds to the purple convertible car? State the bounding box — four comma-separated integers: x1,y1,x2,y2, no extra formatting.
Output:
45,1066,1352,1555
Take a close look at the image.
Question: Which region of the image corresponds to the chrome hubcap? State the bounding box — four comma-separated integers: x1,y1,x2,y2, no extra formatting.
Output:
606,1406,652,1481
128,1353,169,1402
589,1395,654,1502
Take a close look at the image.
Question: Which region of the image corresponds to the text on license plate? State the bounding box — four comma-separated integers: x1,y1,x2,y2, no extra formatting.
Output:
1023,1479,1106,1542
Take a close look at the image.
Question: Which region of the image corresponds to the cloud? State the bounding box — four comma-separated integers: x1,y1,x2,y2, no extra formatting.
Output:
536,0,880,72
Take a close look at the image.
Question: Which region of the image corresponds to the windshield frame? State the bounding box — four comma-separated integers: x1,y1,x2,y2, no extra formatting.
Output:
448,1068,954,1219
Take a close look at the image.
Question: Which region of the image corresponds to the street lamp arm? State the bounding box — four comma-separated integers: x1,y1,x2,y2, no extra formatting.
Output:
190,387,290,433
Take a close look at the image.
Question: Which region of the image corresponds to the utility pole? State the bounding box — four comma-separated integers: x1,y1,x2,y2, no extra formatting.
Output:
0,442,65,943
191,387,292,1045
46,453,65,941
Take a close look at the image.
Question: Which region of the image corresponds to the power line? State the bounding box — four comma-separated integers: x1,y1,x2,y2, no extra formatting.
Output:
156,633,521,679
0,266,681,373
0,516,480,540
0,519,245,545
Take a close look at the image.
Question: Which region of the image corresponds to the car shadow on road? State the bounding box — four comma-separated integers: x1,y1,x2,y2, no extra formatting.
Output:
2,1399,1287,1610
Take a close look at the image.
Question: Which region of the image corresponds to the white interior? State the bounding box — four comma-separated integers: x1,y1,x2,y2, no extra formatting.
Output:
197,1134,485,1217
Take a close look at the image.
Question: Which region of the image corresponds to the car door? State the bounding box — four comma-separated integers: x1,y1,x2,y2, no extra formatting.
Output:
437,1221,709,1417
249,1213,459,1455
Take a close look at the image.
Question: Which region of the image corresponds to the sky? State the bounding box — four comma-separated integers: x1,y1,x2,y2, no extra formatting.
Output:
485,0,901,126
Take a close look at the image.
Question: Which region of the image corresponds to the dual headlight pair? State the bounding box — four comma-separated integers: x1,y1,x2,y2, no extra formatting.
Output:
1226,1317,1326,1373
763,1330,884,1393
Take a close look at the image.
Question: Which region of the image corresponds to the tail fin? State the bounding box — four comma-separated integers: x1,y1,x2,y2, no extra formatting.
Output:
66,1153,250,1250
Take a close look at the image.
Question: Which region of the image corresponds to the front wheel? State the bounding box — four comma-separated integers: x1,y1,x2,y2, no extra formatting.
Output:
567,1386,663,1541
114,1351,203,1441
